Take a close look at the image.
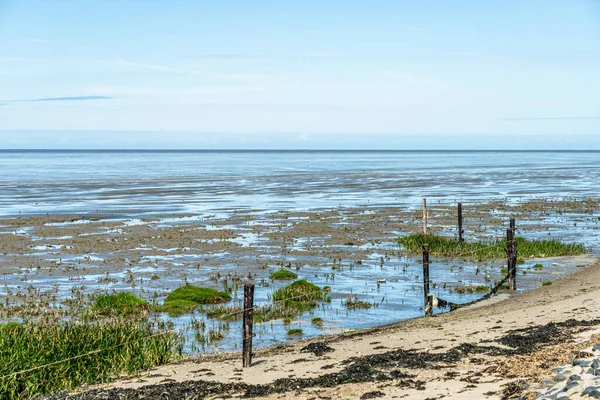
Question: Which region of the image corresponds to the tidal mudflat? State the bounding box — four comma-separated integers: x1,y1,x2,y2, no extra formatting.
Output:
1,197,598,354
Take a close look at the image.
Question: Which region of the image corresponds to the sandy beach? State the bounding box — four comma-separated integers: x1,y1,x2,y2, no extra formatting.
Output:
42,257,600,400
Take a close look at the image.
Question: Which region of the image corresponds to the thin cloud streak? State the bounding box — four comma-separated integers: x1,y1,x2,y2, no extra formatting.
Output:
1,96,113,104
502,117,600,121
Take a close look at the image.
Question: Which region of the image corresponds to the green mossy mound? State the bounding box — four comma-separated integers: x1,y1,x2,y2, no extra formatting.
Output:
272,279,323,310
270,269,298,280
157,285,231,316
90,292,149,317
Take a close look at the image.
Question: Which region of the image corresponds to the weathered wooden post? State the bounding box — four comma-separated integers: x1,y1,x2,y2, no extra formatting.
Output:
242,283,255,368
423,244,432,316
458,202,464,242
422,198,428,234
510,217,516,233
506,228,517,290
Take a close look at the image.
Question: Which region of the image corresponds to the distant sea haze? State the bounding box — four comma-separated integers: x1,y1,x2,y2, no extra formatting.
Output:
1,132,600,150
0,150,598,217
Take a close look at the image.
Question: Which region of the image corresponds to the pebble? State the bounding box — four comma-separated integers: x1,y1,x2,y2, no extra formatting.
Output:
535,345,600,399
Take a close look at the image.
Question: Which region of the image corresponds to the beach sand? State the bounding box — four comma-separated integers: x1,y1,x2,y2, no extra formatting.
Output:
54,259,600,399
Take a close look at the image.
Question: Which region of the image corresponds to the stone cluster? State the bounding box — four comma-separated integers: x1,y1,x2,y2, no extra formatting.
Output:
536,344,600,399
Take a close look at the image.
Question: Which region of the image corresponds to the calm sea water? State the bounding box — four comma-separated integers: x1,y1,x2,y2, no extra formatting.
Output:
1,150,600,216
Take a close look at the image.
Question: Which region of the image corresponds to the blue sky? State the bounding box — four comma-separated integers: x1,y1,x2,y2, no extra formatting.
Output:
0,0,599,148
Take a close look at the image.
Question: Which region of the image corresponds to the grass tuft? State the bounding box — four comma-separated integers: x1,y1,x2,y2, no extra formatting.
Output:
287,328,303,336
270,269,298,280
272,279,323,309
0,321,178,400
399,233,585,261
89,292,148,317
156,285,231,316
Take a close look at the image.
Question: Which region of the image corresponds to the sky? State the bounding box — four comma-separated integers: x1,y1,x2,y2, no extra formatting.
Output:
0,0,599,149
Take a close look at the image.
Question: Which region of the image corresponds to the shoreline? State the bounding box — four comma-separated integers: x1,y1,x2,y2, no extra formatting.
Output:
46,260,600,399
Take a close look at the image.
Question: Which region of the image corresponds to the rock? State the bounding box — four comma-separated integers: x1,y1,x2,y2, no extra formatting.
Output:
592,344,600,352
554,373,569,382
563,380,581,392
592,359,600,369
573,358,591,367
582,386,600,398
569,374,582,381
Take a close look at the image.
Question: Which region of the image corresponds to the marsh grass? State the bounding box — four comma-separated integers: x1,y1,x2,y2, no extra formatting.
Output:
88,292,148,317
269,269,298,280
0,321,179,400
343,295,372,310
399,233,585,261
272,279,323,309
155,285,231,316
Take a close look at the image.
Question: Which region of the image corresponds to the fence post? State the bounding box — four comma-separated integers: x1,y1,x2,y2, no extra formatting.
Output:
422,198,428,234
423,244,432,317
506,228,516,290
510,217,516,233
242,283,255,368
458,202,464,242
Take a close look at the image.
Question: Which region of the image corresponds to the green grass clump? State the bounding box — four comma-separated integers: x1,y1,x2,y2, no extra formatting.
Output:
399,233,585,261
157,285,231,316
532,263,544,270
272,280,323,309
287,328,303,336
154,299,198,316
542,281,553,286
165,285,231,304
270,269,298,280
89,292,149,317
343,295,372,310
0,322,23,333
311,317,323,328
0,321,179,400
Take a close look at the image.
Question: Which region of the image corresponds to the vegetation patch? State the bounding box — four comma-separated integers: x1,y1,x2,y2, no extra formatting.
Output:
532,263,544,270
89,292,148,317
0,321,179,400
272,279,323,310
156,285,231,316
453,284,490,294
311,317,324,328
165,285,231,304
154,299,198,317
287,328,303,336
399,233,585,261
270,269,298,280
343,295,373,310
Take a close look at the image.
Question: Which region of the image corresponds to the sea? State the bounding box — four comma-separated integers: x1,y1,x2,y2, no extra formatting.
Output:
1,150,600,217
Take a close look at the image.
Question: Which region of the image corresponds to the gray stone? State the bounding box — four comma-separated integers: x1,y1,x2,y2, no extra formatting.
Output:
592,344,600,352
554,373,569,382
569,374,582,381
582,386,600,398
592,359,600,369
573,358,591,367
563,380,581,391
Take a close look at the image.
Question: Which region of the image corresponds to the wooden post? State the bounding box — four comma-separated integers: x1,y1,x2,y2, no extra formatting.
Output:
458,202,464,242
422,198,428,234
242,283,255,368
423,244,432,317
506,228,516,290
510,218,516,233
